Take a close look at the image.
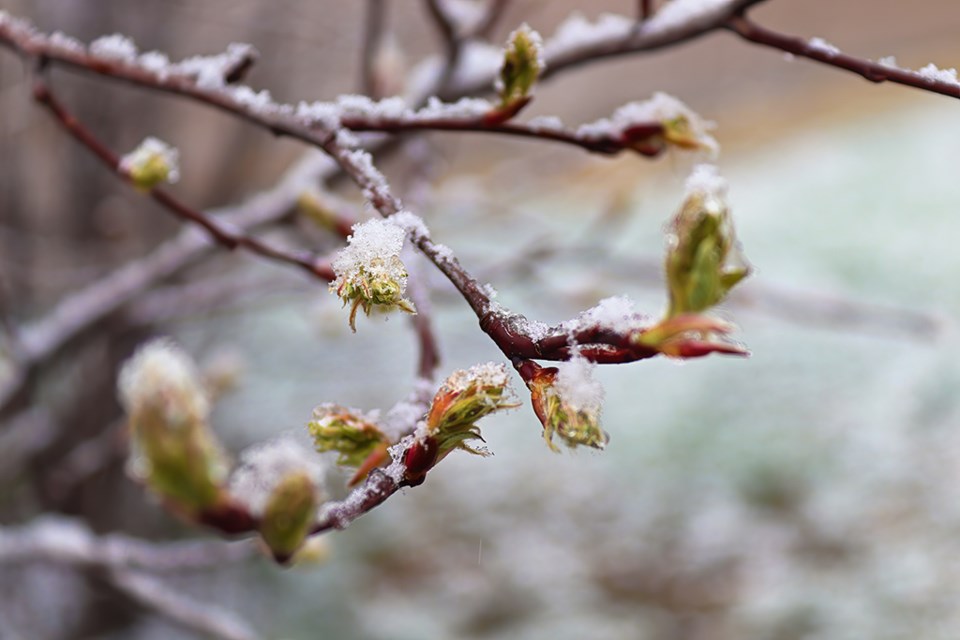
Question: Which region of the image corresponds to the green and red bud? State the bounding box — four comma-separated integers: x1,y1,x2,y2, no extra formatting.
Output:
402,363,517,484
118,339,230,514
496,23,544,111
522,360,609,453
259,471,319,563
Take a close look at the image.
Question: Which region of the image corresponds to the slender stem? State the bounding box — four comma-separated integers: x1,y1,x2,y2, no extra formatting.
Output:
31,80,336,282
424,0,464,93
726,14,960,100
471,0,510,39
340,113,664,156
361,0,387,97
639,0,653,21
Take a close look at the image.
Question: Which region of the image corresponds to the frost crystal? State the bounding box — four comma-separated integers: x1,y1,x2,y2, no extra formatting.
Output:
444,362,511,395
649,0,738,33
878,55,899,69
526,115,566,133
808,37,840,57
415,96,493,120
296,100,341,130
342,149,389,203
917,63,959,86
555,355,605,416
545,12,633,57
48,31,84,53
229,437,326,517
572,296,650,334
90,34,138,61
389,210,431,243
174,42,256,90
138,51,172,76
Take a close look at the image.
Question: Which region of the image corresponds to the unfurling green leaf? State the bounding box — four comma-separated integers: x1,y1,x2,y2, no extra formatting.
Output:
260,471,318,562
497,24,544,108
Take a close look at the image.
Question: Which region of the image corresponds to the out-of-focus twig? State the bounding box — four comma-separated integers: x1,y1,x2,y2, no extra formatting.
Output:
424,0,464,91
0,518,260,638
361,0,388,97
0,517,259,570
107,570,260,640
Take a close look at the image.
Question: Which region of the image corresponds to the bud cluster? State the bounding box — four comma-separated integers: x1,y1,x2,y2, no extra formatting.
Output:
404,363,517,484
330,219,416,332
525,358,608,452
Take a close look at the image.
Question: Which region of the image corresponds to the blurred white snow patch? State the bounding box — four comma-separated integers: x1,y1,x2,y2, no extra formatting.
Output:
229,436,327,516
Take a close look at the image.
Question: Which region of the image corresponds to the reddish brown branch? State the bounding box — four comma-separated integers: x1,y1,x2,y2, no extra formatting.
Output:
726,14,960,100
639,0,654,21
340,113,665,156
31,80,336,283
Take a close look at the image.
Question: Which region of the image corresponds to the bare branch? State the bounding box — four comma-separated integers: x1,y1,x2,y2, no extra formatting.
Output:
424,0,464,90
32,79,335,283
0,517,258,571
726,14,960,100
339,110,667,156
361,0,388,97
0,150,332,416
108,570,259,640
470,0,510,40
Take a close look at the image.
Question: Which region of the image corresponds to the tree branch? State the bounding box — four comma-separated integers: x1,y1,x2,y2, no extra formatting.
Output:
32,79,336,283
0,517,260,640
726,14,960,100
108,570,259,640
361,0,388,98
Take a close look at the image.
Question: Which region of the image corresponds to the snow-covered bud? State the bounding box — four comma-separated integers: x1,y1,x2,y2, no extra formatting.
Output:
259,471,318,563
308,404,390,468
403,363,517,484
118,339,228,512
578,93,718,157
330,219,416,332
497,23,544,109
523,358,608,452
666,165,749,318
120,137,180,190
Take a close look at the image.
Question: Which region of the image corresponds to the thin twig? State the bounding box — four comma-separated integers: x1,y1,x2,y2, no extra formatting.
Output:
0,517,259,571
361,0,387,97
470,0,510,40
340,112,665,156
108,570,259,640
424,0,463,91
32,80,335,283
639,0,654,22
725,14,960,100
0,150,333,416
